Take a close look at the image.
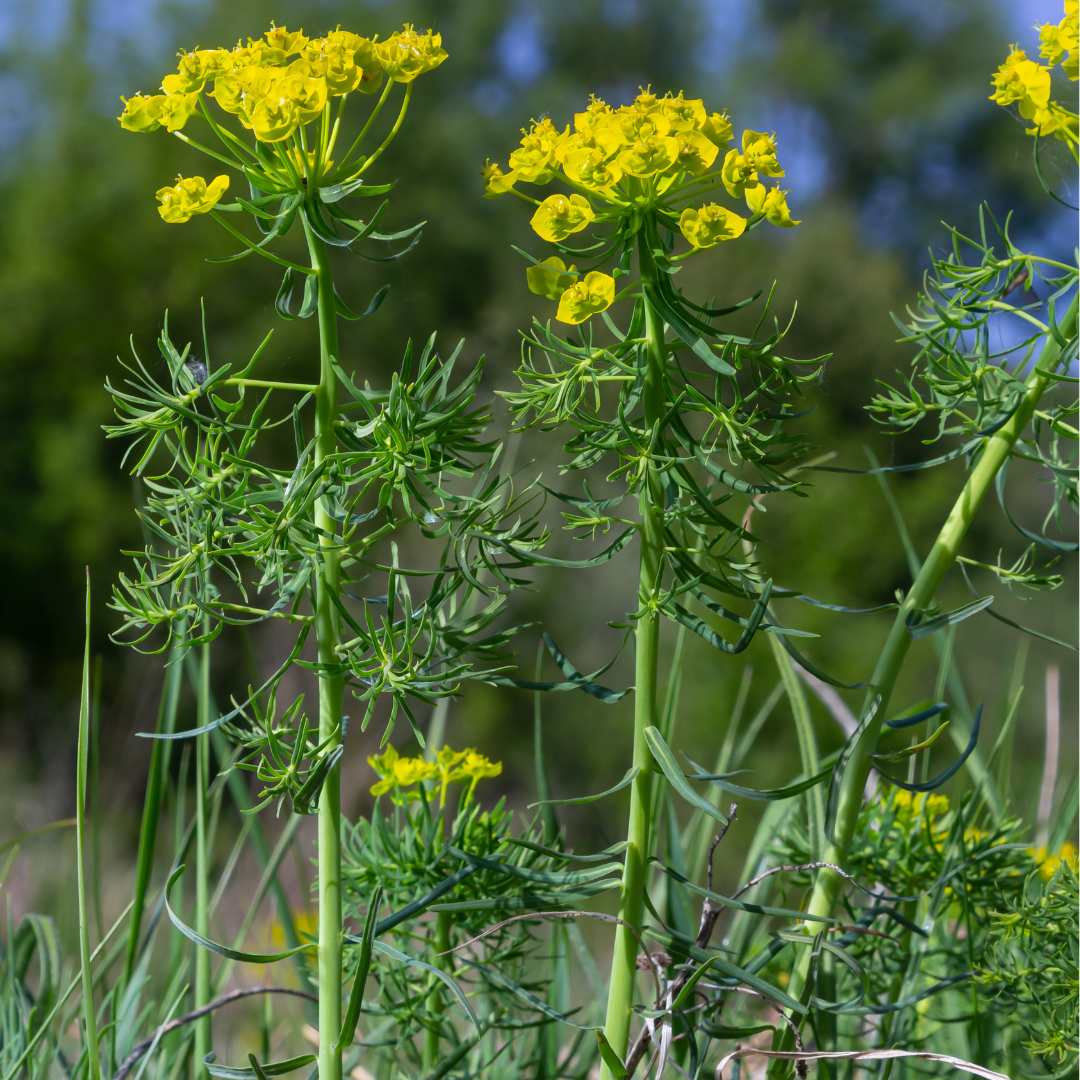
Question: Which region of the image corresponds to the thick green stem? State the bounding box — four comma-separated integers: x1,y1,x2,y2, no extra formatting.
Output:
600,235,665,1075
769,296,1077,1075
194,627,212,1078
423,911,453,1072
305,217,344,1080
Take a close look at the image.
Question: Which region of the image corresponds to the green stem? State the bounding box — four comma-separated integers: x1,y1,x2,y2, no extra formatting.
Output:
769,295,1077,1076
600,229,665,1075
76,572,101,1080
194,622,212,1078
304,215,344,1080
423,911,453,1072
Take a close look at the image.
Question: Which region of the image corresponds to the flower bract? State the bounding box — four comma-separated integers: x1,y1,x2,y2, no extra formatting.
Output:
530,193,595,243
527,256,578,299
679,204,746,248
155,174,230,223
556,271,615,324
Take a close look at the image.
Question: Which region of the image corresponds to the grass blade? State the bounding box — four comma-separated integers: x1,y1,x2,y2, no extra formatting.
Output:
76,569,102,1080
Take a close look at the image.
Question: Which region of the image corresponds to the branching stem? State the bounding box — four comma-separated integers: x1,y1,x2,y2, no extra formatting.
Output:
768,295,1078,1078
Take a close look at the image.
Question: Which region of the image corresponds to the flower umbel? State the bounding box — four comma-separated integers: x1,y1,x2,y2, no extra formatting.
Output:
120,22,447,233
369,745,502,807
484,87,802,322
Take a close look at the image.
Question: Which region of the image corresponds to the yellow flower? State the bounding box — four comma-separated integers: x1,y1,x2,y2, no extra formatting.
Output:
433,746,469,805
368,745,437,796
395,757,437,786
510,118,566,182
213,66,272,116
249,88,300,142
324,31,384,94
530,193,595,243
556,271,615,324
679,204,746,248
282,63,328,121
367,743,399,779
721,148,753,196
742,130,785,176
1025,102,1078,139
670,131,720,176
616,135,680,178
1038,2,1079,79
658,91,707,132
610,104,671,144
158,92,201,133
527,256,578,299
722,129,784,197
553,127,621,166
172,54,207,95
562,147,624,190
701,111,734,147
891,790,949,821
1029,841,1079,881
990,48,1052,119
375,24,447,83
118,93,165,132
746,184,801,227
319,42,364,96
459,751,502,789
572,94,611,134
264,24,309,57
480,159,517,198
156,174,230,224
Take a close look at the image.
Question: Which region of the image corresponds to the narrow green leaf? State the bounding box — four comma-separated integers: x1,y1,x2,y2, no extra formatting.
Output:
596,1033,629,1079
683,754,837,801
907,595,994,640
499,837,630,863
336,885,382,1051
644,727,727,826
164,866,313,963
528,766,641,807
876,705,982,793
872,721,950,762
203,1055,315,1080
76,571,101,1080
653,860,834,925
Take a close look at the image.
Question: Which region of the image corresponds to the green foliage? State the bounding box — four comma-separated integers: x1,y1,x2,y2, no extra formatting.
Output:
0,5,1076,1080
976,860,1079,1069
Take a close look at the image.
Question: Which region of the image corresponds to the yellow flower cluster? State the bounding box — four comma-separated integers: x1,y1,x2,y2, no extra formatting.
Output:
991,1,1078,148
119,23,446,144
155,174,230,223
891,789,950,821
1027,841,1078,881
485,88,799,324
367,743,501,805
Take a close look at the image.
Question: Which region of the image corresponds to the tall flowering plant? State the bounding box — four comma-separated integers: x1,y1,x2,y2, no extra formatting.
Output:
484,88,824,1077
107,23,540,1080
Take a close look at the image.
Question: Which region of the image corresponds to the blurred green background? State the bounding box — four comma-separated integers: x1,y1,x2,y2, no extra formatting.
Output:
0,0,1075,923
